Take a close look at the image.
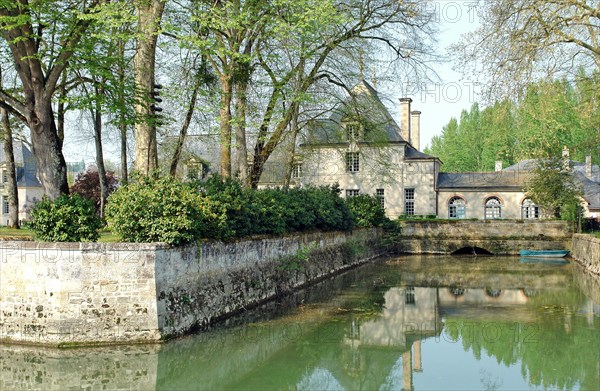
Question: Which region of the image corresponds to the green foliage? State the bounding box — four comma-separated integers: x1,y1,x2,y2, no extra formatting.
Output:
426,74,600,171
105,176,353,244
276,244,317,274
345,194,389,228
105,176,226,245
200,178,352,238
526,158,583,220
26,194,102,242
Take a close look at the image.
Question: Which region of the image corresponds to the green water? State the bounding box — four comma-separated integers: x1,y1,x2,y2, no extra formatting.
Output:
1,255,600,390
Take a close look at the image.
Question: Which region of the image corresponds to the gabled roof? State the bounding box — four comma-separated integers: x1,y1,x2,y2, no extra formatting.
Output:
304,80,405,145
575,171,600,209
0,140,42,187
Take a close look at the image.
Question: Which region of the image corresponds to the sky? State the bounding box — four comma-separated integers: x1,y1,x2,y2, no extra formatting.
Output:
378,0,481,151
62,1,482,166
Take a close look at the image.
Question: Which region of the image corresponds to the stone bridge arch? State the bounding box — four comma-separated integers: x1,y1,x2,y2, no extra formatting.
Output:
450,246,494,255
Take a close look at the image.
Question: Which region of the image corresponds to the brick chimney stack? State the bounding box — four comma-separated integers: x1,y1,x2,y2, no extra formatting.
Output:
411,110,421,151
399,98,412,143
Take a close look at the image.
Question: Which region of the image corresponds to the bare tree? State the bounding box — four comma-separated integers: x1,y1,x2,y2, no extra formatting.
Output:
453,0,600,100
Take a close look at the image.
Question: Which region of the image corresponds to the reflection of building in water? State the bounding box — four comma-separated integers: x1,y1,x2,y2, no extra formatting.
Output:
354,287,440,347
339,286,538,390
340,287,439,391
438,288,529,305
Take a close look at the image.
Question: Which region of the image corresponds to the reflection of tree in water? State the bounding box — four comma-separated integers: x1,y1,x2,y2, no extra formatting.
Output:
446,286,600,390
479,369,503,391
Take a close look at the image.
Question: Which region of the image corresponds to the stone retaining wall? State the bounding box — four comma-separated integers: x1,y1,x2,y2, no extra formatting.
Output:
0,229,382,346
571,234,600,275
396,220,572,254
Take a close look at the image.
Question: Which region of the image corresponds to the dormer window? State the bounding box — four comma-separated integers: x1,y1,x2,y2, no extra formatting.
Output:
344,123,361,142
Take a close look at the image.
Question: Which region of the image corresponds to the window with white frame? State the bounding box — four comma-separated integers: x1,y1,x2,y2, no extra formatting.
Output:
484,197,502,219
346,189,360,198
1,169,7,183
345,123,360,141
292,163,302,179
345,152,360,172
2,196,8,214
448,196,466,218
376,188,385,209
521,198,540,219
404,188,415,215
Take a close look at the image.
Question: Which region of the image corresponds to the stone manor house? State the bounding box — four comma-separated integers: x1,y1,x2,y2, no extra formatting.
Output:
1,81,598,224
0,141,44,225
296,81,600,220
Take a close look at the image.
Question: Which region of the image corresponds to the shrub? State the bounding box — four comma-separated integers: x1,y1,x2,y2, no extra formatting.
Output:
200,178,352,236
200,176,259,238
105,176,226,245
305,185,353,231
27,194,102,242
346,194,389,227
70,168,119,213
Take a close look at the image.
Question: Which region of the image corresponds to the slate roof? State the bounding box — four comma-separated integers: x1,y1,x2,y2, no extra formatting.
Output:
575,171,600,209
437,171,528,190
405,144,437,160
503,159,600,209
0,140,42,187
305,80,405,145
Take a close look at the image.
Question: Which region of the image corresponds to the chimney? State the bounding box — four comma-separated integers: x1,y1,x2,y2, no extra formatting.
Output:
410,110,421,151
562,146,570,171
414,340,422,372
399,98,412,143
495,161,503,172
586,155,592,179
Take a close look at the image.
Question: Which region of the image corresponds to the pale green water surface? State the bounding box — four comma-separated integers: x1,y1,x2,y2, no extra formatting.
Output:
1,255,599,390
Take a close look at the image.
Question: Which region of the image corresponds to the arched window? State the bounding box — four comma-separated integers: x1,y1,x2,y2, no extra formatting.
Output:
521,198,540,219
484,197,502,219
448,197,466,218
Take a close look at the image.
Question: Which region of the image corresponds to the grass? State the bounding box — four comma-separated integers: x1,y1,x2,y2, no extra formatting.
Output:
98,230,121,243
0,226,121,242
0,227,34,238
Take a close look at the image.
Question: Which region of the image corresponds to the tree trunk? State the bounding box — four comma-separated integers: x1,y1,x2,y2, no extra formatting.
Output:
92,97,109,218
283,102,300,189
117,39,128,184
57,73,67,145
0,1,99,198
250,100,298,188
29,103,70,199
234,78,249,185
1,108,19,228
219,73,233,177
133,0,165,177
169,74,202,176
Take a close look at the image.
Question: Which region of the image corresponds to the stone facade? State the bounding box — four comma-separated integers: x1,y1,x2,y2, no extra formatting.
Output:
0,229,382,346
299,82,600,222
395,220,572,255
571,234,600,275
0,141,44,225
302,144,439,219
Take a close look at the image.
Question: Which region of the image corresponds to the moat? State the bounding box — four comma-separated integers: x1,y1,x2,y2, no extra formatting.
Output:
1,255,599,390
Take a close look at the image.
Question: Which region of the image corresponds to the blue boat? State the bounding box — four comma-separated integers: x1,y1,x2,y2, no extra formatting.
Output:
520,257,569,265
519,250,569,258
